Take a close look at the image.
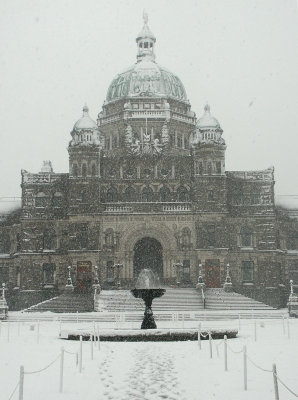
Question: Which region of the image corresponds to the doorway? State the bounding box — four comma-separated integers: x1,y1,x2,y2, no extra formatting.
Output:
133,237,163,279
76,261,92,292
205,259,220,288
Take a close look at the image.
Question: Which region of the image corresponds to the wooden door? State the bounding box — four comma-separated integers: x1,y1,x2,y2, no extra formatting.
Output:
205,259,220,288
77,261,92,292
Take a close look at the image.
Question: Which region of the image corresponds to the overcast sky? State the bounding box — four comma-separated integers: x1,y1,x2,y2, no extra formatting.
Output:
0,0,297,212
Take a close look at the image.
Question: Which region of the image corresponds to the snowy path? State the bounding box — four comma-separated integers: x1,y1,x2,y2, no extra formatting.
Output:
1,319,298,400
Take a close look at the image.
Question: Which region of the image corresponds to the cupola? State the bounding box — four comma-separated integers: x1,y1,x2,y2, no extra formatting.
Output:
70,105,101,147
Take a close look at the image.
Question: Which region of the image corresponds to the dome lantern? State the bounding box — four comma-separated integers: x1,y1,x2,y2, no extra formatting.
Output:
136,11,156,62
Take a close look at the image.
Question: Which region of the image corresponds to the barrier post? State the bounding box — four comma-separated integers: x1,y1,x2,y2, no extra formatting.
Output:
90,335,93,360
224,335,227,371
272,363,279,400
37,321,40,344
282,316,285,335
238,314,241,332
79,335,83,373
198,323,201,349
76,311,79,324
19,365,24,400
254,320,257,342
287,317,290,339
209,331,212,359
59,347,64,393
97,326,101,350
243,345,247,391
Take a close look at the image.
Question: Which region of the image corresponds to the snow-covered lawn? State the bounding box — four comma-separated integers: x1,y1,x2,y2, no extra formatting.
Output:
1,317,298,400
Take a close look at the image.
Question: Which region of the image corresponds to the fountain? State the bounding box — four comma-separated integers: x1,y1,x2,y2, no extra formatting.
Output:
131,269,166,329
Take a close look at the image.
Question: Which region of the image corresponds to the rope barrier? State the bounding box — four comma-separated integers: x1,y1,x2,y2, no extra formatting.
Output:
275,374,298,398
246,355,273,373
64,349,77,355
227,343,244,354
200,332,209,339
24,354,61,375
8,381,19,400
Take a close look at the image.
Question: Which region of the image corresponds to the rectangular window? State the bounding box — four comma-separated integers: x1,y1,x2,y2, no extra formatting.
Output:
242,261,254,282
199,162,203,175
289,262,298,285
251,193,261,205
132,103,139,109
106,261,114,282
0,267,9,285
207,225,216,247
144,103,151,109
43,263,56,285
183,260,191,282
216,162,221,174
207,190,214,201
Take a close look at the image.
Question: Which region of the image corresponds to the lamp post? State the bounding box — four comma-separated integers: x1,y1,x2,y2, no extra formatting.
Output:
0,283,8,319
196,263,205,289
223,263,233,292
113,264,123,289
65,266,74,292
288,279,298,317
2,283,6,300
93,265,101,292
173,262,183,287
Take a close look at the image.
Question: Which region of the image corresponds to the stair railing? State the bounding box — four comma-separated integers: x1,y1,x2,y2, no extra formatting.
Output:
201,287,206,309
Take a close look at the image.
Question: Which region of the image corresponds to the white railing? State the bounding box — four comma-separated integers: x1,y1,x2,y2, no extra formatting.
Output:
105,205,132,213
163,204,191,212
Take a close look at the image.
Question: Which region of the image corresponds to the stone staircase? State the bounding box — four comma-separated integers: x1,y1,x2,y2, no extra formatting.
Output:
96,287,276,312
204,288,275,310
96,288,205,312
25,292,94,313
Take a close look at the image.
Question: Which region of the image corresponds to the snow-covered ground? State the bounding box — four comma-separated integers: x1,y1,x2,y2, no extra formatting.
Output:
1,317,298,400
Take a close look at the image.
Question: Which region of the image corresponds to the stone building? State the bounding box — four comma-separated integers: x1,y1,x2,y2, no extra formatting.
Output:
0,15,297,309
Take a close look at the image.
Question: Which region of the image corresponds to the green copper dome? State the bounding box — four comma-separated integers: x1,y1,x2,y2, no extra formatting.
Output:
106,59,187,103
106,15,187,103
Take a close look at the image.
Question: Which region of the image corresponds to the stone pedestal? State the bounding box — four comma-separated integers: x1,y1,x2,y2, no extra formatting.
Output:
288,294,298,318
0,298,8,320
64,284,74,292
223,281,233,292
196,282,205,290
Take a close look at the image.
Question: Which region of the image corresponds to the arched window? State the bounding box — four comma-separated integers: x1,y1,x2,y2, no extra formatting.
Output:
124,186,137,202
105,229,114,247
43,228,56,250
159,186,171,202
52,192,63,207
240,227,253,247
72,164,78,177
141,186,153,202
81,190,87,203
177,186,189,202
35,192,47,208
91,164,96,177
82,163,87,177
106,187,118,203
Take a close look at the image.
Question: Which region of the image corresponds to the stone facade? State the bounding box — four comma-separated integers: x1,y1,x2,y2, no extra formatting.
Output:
0,16,297,309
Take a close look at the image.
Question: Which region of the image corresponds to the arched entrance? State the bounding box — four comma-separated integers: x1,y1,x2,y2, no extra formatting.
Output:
133,237,163,279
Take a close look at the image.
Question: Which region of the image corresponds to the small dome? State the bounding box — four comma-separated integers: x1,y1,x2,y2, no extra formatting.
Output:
73,105,98,131
197,104,221,130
